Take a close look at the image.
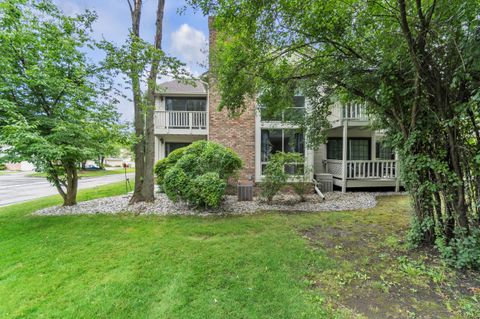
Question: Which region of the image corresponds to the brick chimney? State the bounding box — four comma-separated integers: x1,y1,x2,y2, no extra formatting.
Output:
207,17,256,182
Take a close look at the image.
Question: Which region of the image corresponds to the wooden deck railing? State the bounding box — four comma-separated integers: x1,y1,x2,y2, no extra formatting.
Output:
330,102,369,122
326,159,398,179
154,111,207,131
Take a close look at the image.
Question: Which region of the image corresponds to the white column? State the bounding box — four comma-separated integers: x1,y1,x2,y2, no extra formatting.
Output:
395,151,400,192
254,107,262,182
342,121,348,193
371,131,376,161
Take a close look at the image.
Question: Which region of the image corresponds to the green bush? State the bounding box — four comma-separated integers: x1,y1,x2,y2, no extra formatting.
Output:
189,172,227,208
290,164,312,201
159,141,242,208
163,166,189,203
154,147,187,186
435,229,480,269
0,163,6,170
261,152,304,202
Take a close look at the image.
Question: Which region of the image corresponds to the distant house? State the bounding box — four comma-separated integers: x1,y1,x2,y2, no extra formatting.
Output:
0,145,35,171
153,20,400,193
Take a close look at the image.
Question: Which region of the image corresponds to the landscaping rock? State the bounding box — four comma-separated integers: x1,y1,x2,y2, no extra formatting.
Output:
32,192,390,216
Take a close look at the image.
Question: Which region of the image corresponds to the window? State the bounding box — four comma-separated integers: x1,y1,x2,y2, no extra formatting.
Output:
376,142,395,160
260,95,305,122
349,139,370,160
165,97,207,112
261,129,304,174
327,138,371,160
165,142,190,157
327,138,342,160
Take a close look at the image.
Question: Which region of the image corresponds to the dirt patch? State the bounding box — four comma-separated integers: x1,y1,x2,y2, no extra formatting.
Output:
300,196,480,318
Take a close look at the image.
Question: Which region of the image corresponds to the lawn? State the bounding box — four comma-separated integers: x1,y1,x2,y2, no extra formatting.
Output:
0,187,478,319
27,167,135,178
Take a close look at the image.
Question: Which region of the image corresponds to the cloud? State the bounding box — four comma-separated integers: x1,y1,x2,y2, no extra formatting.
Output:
170,24,207,70
55,0,83,15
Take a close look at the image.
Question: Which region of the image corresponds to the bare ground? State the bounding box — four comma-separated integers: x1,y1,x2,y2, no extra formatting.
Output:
300,196,480,319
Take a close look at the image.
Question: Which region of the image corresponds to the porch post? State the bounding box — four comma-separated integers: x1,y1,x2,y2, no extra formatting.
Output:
395,151,400,192
342,121,348,193
371,131,376,160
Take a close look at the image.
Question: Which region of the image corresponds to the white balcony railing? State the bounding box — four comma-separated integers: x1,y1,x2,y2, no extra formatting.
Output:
330,102,369,122
154,111,207,134
325,159,398,179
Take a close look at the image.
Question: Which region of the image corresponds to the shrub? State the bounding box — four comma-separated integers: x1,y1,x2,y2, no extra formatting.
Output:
154,147,187,187
290,165,312,201
188,172,227,208
261,152,304,202
435,229,480,269
159,141,242,208
163,166,189,202
0,163,6,170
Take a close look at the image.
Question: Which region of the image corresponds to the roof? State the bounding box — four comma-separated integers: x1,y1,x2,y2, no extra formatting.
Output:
157,79,207,95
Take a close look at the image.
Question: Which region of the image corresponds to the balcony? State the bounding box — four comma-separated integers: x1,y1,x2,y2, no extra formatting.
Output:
154,111,208,135
329,102,369,127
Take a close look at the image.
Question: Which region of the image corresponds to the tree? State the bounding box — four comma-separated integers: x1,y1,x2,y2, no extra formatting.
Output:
0,0,122,206
102,1,190,204
187,0,480,266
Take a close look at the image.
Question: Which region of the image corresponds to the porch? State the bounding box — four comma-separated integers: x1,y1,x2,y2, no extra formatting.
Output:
324,159,400,190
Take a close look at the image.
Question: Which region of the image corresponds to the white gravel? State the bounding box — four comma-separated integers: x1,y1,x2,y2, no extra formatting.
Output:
32,191,389,217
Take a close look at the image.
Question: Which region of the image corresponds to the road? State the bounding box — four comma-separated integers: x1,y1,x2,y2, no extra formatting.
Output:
0,172,134,207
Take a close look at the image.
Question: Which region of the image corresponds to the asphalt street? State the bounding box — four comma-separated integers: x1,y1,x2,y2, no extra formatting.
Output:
0,172,134,207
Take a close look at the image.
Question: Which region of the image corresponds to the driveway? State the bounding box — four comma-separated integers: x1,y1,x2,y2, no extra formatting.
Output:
0,172,134,207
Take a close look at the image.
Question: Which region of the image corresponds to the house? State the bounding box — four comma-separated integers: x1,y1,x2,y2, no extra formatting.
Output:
0,145,35,171
153,19,400,193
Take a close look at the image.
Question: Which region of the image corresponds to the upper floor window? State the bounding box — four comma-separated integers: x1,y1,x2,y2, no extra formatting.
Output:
260,96,305,122
165,97,207,112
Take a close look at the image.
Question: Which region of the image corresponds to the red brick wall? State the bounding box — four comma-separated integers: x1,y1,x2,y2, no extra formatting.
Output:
208,17,256,181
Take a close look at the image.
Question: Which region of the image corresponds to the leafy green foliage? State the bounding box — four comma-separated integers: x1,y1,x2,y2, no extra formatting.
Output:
261,152,304,202
163,166,189,203
0,0,122,205
189,172,227,208
435,229,480,269
159,141,242,208
188,0,480,267
154,147,187,187
290,164,313,202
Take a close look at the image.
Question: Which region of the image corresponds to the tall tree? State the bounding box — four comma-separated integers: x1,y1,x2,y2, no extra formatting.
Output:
104,0,187,203
188,0,480,267
0,0,122,206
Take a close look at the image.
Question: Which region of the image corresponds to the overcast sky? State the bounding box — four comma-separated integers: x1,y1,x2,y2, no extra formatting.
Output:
54,0,209,122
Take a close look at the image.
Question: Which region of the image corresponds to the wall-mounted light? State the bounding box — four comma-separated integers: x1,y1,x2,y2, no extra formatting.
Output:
159,137,164,144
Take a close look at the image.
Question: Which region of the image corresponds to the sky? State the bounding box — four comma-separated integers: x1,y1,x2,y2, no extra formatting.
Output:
54,0,209,122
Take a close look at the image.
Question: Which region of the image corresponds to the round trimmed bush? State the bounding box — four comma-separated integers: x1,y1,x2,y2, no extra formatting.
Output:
156,141,243,208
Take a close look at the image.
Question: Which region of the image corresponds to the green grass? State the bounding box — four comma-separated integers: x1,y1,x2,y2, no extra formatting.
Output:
28,167,135,178
1,190,478,318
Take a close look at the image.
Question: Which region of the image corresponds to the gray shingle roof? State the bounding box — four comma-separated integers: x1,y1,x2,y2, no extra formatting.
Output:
157,79,207,95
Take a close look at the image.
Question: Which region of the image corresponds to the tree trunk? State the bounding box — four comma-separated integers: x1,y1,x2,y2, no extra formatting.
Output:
142,0,165,201
128,0,147,204
63,161,78,206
